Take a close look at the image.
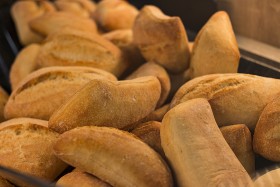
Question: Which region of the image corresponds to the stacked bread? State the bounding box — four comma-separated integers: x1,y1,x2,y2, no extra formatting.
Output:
0,0,278,186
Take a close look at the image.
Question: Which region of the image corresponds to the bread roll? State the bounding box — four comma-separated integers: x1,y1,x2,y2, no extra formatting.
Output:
253,93,280,161
133,5,190,73
36,28,126,77
57,170,111,187
131,121,164,157
0,118,67,187
189,11,240,78
0,87,8,123
161,98,253,187
9,44,41,90
49,76,161,133
170,73,280,130
126,62,170,107
94,0,139,31
11,1,45,45
220,124,255,174
5,66,116,121
53,126,173,187
29,11,97,37
254,168,280,187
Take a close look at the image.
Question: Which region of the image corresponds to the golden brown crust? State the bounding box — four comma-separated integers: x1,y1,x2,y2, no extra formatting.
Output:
254,169,280,187
93,0,139,31
189,11,240,78
29,11,97,37
55,0,90,17
220,124,255,175
57,170,111,187
36,28,126,77
131,121,164,157
0,118,67,187
5,66,116,120
0,177,14,187
11,1,45,45
161,98,253,187
103,29,145,76
10,44,41,90
170,73,280,130
53,126,173,187
133,5,190,73
49,76,161,133
253,93,280,161
126,62,170,107
0,87,8,123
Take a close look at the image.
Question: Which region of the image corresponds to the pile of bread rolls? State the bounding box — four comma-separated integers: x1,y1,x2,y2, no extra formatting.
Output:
0,0,279,186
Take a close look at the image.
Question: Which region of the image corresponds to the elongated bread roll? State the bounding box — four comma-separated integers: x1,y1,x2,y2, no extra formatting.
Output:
29,12,97,37
57,170,111,187
0,87,8,123
133,5,190,73
0,118,67,187
170,73,280,130
254,168,280,187
220,124,255,175
5,66,116,120
9,44,41,90
161,98,253,187
49,76,161,133
53,126,173,187
126,62,170,107
189,11,240,78
253,93,280,161
36,28,126,77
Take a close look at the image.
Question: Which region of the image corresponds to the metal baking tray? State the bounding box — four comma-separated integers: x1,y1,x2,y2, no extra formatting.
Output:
0,0,280,185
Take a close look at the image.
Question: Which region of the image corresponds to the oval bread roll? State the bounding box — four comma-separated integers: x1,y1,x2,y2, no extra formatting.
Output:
170,73,280,130
57,170,111,187
253,93,280,161
220,124,255,175
254,168,280,187
53,126,173,187
161,98,253,187
0,118,68,187
94,0,139,31
5,66,116,120
49,76,161,133
133,5,190,73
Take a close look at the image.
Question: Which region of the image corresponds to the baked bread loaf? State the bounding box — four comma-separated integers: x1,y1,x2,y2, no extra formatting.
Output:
29,11,97,37
0,87,8,123
161,98,253,187
103,29,145,76
93,0,139,31
9,44,41,90
0,118,67,187
5,66,116,121
170,73,280,130
254,168,280,187
220,124,255,175
11,1,55,45
53,126,173,187
57,170,111,187
189,11,240,78
133,5,190,73
131,121,164,157
253,93,280,161
36,28,126,77
0,176,14,187
126,62,170,107
49,76,161,133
